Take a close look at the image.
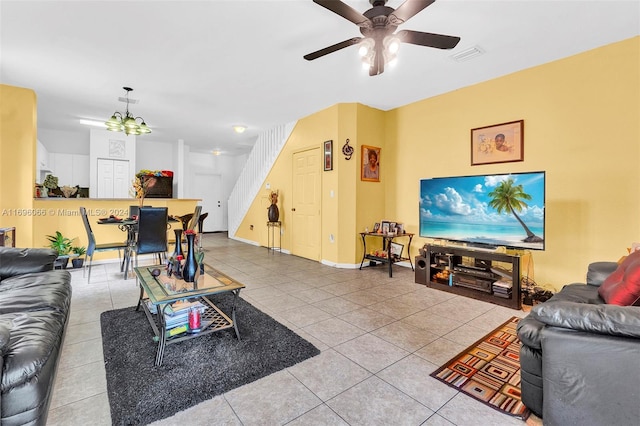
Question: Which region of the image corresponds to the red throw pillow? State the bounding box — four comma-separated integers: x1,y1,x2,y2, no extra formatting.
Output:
598,258,640,306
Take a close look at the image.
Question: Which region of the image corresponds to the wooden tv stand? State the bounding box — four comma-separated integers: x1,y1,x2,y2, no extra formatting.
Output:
417,244,521,309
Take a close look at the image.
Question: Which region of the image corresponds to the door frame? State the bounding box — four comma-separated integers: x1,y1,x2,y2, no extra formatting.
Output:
290,146,322,261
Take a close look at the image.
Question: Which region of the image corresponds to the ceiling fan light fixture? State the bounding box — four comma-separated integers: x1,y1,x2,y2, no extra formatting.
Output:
232,125,247,134
384,35,400,54
104,87,151,136
304,0,461,76
358,38,374,57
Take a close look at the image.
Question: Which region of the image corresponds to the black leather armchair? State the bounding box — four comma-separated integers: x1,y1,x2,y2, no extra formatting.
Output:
517,261,640,426
0,247,72,425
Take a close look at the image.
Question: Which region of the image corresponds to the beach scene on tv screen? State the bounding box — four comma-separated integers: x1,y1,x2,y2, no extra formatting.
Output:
420,172,545,250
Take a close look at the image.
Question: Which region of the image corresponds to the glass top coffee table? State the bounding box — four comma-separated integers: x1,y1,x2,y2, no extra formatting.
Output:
134,263,245,366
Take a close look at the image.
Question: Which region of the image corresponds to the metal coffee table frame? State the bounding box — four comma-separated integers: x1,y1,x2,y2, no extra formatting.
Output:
134,264,245,366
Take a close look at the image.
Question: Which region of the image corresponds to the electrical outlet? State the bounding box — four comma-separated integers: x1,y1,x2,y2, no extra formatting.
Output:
250,225,254,230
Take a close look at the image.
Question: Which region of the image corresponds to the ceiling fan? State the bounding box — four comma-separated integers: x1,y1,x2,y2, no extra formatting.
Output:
304,0,461,76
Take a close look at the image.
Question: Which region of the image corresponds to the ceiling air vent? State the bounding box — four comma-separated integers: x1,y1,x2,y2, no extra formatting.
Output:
450,46,484,62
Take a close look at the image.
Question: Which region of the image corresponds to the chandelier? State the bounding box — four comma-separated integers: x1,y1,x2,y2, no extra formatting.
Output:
105,87,151,135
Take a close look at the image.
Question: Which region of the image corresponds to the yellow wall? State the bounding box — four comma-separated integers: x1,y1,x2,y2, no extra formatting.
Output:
0,85,199,256
388,36,639,290
235,103,387,265
0,85,37,247
31,199,198,259
236,105,339,256
236,37,639,291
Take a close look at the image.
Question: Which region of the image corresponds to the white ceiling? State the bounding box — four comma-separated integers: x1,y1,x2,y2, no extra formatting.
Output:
1,0,638,156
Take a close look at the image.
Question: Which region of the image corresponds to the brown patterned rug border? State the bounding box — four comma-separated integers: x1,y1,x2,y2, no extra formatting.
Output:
430,316,530,420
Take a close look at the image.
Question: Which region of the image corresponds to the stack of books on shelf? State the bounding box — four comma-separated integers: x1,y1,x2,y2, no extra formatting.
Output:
147,299,206,333
492,278,513,298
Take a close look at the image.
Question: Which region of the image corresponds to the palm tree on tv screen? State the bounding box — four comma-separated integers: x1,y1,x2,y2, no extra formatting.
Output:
488,178,543,243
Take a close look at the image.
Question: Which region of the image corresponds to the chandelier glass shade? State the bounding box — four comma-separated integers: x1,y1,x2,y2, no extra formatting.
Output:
105,87,151,135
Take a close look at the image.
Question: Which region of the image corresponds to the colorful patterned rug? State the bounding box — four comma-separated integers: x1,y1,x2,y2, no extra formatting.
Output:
430,316,530,419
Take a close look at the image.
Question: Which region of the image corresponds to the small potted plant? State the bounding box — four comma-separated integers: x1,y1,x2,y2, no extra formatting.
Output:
43,174,59,197
46,231,72,269
71,246,86,268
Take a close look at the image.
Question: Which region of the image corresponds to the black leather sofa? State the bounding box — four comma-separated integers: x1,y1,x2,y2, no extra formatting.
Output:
517,260,640,426
0,248,72,426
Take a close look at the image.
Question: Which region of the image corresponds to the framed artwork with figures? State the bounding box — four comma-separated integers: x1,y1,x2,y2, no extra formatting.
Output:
471,120,523,165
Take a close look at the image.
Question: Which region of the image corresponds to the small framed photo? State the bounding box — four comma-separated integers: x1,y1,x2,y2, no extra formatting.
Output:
390,242,404,258
372,222,380,233
471,120,524,166
361,145,380,182
389,222,397,232
396,223,404,234
324,140,333,171
381,221,390,234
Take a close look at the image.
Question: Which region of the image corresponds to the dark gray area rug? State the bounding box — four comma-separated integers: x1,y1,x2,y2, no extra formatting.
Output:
100,294,320,425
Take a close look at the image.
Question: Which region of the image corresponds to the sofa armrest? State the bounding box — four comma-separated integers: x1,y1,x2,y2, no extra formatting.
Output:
531,301,640,338
541,327,640,426
0,248,57,281
586,261,618,286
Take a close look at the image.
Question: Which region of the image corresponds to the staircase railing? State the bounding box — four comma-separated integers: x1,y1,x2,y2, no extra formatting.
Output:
227,121,295,238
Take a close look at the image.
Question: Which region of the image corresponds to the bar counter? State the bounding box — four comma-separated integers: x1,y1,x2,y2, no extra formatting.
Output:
31,198,200,263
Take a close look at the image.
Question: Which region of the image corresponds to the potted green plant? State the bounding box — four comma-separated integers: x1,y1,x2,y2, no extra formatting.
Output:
43,174,59,197
46,231,72,269
71,246,86,268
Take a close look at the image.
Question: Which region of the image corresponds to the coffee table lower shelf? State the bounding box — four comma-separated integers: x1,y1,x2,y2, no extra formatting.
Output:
139,294,241,366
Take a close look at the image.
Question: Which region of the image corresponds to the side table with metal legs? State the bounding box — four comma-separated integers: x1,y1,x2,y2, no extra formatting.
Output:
267,221,281,254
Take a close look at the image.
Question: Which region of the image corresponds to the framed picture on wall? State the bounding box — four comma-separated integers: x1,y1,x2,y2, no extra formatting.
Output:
324,140,333,171
109,139,126,158
471,120,524,165
361,145,380,182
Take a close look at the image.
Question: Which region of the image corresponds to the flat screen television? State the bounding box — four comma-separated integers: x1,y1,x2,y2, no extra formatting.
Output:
419,171,545,250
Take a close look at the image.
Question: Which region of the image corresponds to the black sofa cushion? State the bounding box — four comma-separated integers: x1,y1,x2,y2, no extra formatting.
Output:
0,271,71,315
0,248,56,281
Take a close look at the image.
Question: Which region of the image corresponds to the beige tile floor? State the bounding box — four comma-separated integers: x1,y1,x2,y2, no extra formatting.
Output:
46,233,530,426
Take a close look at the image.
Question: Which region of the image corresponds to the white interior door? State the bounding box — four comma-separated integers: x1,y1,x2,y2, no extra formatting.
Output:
96,158,129,198
291,148,321,261
113,160,129,198
193,172,224,231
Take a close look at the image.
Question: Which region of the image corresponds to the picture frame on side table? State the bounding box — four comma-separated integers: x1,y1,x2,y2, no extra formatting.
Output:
396,223,404,234
324,140,333,171
361,145,380,182
471,120,524,166
390,242,404,258
381,221,390,234
372,222,380,233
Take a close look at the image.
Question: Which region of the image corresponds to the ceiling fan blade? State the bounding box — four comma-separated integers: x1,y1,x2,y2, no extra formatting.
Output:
313,0,371,28
397,29,460,49
388,0,435,25
303,37,363,61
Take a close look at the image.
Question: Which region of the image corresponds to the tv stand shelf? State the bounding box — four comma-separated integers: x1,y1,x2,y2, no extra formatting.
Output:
419,244,521,309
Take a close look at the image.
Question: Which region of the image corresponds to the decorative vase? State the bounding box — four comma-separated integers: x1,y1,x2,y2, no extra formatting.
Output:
182,232,198,282
172,229,184,259
268,204,279,222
